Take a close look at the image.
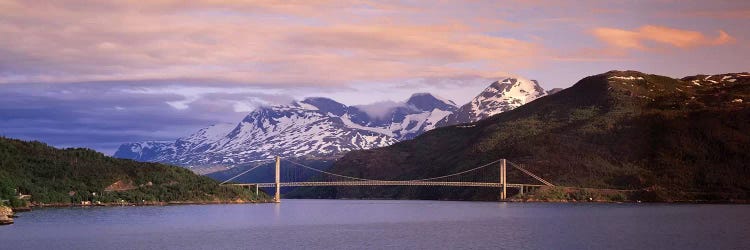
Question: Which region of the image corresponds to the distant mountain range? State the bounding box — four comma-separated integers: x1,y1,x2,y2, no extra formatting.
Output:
304,71,750,202
114,77,554,168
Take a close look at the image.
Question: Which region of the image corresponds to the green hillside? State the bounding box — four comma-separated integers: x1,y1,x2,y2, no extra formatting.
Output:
306,71,750,202
0,137,269,207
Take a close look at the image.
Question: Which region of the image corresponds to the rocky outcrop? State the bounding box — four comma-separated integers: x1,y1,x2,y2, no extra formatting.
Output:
0,205,13,225
104,180,137,192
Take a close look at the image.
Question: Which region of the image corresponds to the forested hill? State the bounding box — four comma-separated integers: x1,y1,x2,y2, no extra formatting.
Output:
0,137,268,207
313,71,750,202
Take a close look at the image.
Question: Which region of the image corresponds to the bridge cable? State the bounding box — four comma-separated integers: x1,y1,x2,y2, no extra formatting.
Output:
282,159,377,181
409,159,503,182
221,157,552,188
220,164,266,185
282,158,503,182
506,161,555,186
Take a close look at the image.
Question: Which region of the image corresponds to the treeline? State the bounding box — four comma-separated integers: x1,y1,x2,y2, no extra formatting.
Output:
0,137,268,207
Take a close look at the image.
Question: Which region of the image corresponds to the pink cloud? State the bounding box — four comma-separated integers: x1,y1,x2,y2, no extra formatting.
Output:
1,0,747,86
0,0,542,85
591,25,736,50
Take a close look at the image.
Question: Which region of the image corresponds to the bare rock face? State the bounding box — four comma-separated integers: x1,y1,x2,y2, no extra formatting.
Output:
104,180,137,192
0,205,13,225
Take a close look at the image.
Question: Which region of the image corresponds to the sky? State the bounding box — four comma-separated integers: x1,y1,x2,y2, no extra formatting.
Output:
1,0,748,154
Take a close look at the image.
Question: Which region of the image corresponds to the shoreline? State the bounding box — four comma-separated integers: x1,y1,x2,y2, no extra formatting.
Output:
2,200,275,225
286,197,750,204
34,199,274,208
11,199,275,212
8,197,748,213
505,199,750,204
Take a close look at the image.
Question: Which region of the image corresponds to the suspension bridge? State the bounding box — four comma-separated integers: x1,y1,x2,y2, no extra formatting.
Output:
221,157,555,202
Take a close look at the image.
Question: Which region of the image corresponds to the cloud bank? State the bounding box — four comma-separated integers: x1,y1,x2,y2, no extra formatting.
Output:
1,0,748,154
0,0,541,85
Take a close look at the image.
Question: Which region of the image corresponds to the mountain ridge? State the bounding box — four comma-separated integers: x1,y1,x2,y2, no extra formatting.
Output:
299,71,750,201
115,77,553,169
115,93,461,167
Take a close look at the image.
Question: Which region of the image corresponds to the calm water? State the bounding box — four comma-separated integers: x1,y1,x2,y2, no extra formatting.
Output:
1,200,749,249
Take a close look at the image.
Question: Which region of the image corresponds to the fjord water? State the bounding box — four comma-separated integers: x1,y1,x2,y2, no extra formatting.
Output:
1,200,748,249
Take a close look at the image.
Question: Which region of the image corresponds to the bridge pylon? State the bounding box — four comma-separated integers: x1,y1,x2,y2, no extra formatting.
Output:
500,159,507,200
274,156,281,203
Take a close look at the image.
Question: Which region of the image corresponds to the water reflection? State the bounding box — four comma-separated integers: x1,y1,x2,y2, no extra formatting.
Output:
2,200,748,250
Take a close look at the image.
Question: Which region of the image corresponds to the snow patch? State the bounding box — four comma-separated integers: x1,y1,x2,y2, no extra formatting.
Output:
423,109,452,131
340,114,394,136
608,76,644,81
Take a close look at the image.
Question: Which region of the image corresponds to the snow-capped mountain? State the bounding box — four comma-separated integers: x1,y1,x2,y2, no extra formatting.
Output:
344,93,458,140
174,123,236,153
114,141,175,162
115,76,556,168
437,77,553,126
115,123,237,163
114,94,458,167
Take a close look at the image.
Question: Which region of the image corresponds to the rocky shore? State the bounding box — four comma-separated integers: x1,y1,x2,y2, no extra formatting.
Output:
0,205,13,225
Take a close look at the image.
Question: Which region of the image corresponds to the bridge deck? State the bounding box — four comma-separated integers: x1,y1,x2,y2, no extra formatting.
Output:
229,181,546,188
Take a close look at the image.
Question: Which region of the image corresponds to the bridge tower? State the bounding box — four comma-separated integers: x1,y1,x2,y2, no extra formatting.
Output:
274,156,281,203
500,159,507,200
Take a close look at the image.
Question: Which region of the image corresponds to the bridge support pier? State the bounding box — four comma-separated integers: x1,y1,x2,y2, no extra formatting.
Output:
274,156,281,203
500,159,507,200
